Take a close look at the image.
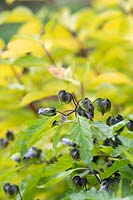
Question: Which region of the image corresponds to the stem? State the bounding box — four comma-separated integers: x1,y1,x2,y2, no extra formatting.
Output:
76,99,82,108
28,103,38,117
10,65,23,84
42,44,57,67
93,170,102,183
70,93,78,107
66,28,83,49
57,110,75,117
66,110,75,116
56,111,67,116
18,189,23,200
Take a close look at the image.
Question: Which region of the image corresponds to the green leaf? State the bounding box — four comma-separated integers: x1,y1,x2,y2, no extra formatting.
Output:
92,121,114,139
22,165,44,199
101,159,129,179
11,116,56,156
13,55,47,67
123,151,133,165
112,146,128,157
75,117,93,165
112,120,128,132
38,168,75,189
44,154,73,177
62,188,109,200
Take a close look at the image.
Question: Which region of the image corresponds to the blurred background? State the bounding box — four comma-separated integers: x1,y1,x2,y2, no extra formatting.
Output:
0,0,133,199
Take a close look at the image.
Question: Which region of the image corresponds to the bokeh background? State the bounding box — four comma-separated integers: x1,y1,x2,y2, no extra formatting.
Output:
0,0,133,199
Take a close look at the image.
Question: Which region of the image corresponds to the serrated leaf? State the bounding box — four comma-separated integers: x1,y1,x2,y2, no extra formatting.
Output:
38,169,74,189
112,120,128,132
22,165,44,199
44,154,73,177
75,117,93,165
11,116,56,156
92,121,114,139
38,167,87,189
62,188,109,200
101,159,129,179
112,146,128,157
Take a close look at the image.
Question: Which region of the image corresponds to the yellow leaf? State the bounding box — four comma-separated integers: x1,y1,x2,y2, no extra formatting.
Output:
90,10,122,31
1,38,44,58
90,72,132,87
0,6,33,24
0,38,5,49
43,24,79,51
95,0,118,6
0,64,21,86
5,0,15,5
20,81,66,106
18,18,43,35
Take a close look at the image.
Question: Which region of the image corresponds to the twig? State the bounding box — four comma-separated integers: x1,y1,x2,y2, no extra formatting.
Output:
42,44,57,67
10,65,23,84
28,103,38,117
18,189,23,200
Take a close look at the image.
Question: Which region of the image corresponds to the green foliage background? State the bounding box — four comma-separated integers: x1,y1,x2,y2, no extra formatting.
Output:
0,0,133,199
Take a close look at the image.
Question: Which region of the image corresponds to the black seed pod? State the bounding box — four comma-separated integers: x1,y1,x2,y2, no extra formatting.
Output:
101,179,109,192
22,67,29,74
103,138,113,146
127,120,133,131
52,120,62,127
76,107,86,117
38,107,56,116
95,98,111,115
78,177,87,187
106,115,123,126
106,160,114,168
76,107,94,120
8,185,19,196
6,130,15,141
3,183,19,197
58,90,72,104
72,175,81,186
0,138,8,148
80,98,94,111
3,183,10,193
23,147,42,160
113,135,122,146
70,148,80,160
31,147,42,158
72,175,87,188
106,115,124,133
